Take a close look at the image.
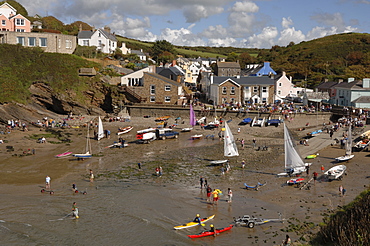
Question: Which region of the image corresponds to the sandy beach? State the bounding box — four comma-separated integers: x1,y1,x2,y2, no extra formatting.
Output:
0,112,369,245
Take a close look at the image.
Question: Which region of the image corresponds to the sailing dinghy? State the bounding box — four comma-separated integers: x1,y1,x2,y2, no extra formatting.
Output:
335,126,354,162
97,116,104,140
182,104,196,132
278,123,311,176
73,125,92,158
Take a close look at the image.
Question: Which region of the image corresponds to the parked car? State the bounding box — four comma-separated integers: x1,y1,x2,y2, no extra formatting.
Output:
155,128,179,140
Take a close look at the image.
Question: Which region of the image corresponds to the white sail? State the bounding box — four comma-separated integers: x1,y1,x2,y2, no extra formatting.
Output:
345,126,352,156
224,122,239,157
97,116,104,141
73,124,92,158
284,123,305,172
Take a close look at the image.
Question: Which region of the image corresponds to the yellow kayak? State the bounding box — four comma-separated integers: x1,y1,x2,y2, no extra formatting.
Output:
306,153,319,159
174,215,215,230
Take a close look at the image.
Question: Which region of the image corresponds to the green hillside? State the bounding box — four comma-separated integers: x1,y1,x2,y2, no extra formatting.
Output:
0,44,99,104
258,33,370,87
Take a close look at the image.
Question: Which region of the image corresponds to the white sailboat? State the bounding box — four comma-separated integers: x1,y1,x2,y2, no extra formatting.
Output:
278,123,310,176
335,126,354,162
97,116,104,141
224,121,239,157
210,121,238,165
73,124,92,158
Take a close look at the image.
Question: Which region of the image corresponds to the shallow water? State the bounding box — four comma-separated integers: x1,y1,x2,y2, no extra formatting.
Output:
1,125,366,246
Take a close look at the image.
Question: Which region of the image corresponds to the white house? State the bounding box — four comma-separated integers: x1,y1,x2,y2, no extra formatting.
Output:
334,78,370,107
120,65,156,86
275,71,310,101
77,26,117,54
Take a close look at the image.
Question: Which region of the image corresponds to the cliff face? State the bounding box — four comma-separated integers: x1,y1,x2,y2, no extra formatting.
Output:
0,80,125,124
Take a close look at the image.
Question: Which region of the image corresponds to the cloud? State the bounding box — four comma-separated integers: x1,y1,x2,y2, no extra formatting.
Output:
306,25,359,40
281,17,293,29
229,1,259,13
246,26,279,48
183,5,224,23
277,27,306,46
310,12,347,31
158,27,206,46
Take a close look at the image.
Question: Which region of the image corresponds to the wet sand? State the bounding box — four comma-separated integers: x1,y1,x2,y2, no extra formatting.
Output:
0,113,369,245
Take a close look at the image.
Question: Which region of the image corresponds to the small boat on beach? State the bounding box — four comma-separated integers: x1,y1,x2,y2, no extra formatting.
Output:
191,134,203,140
188,224,233,238
209,159,228,166
55,151,72,158
335,126,354,162
181,127,193,132
305,153,319,159
286,177,305,185
155,116,170,122
244,182,267,190
73,125,92,159
174,215,215,230
238,118,252,125
117,126,133,135
325,164,346,181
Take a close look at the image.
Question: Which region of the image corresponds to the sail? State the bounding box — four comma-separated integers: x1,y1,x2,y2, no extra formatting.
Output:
345,126,352,156
224,122,239,157
97,116,104,141
190,104,196,127
284,123,305,170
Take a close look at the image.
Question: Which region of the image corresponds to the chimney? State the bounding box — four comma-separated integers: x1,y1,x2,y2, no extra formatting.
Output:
104,26,111,33
348,78,355,83
338,79,343,83
363,78,370,88
282,71,286,77
324,79,328,82
79,24,82,32
210,73,214,84
172,60,176,67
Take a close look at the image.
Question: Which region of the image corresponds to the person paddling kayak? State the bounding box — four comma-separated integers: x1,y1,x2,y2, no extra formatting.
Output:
193,214,201,224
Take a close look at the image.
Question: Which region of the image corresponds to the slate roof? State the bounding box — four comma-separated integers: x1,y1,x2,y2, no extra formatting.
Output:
77,29,117,41
212,76,275,86
335,80,364,90
216,61,240,68
145,73,182,87
131,50,146,56
352,96,370,103
156,66,184,76
316,81,340,90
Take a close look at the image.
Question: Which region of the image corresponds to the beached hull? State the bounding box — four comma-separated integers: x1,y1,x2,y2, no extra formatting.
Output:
209,160,228,166
55,151,72,158
181,127,193,132
325,165,346,180
335,154,354,162
188,225,233,238
174,215,215,230
191,134,203,139
117,126,133,135
73,152,92,158
287,178,305,185
305,154,317,159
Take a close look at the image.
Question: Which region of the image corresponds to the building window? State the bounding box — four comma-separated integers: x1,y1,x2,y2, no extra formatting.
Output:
98,32,101,37
17,37,25,45
66,40,72,49
150,85,155,95
277,90,281,95
150,96,155,102
58,39,61,48
222,97,227,103
83,40,89,46
279,82,282,87
165,85,171,91
222,86,227,94
15,19,25,26
39,38,47,47
230,86,235,95
253,86,258,93
1,20,5,26
165,96,171,102
262,97,267,103
16,29,25,32
98,40,102,47
262,87,267,93
28,37,36,46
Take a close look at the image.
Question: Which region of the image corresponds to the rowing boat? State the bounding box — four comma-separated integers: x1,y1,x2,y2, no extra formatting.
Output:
188,224,233,238
174,215,215,230
55,151,72,158
117,126,133,135
287,178,305,185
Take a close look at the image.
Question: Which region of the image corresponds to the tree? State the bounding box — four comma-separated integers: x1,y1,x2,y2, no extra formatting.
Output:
226,52,238,62
239,52,256,69
150,40,176,63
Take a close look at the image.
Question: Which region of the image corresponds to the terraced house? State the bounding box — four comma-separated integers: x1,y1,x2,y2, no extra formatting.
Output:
0,2,76,54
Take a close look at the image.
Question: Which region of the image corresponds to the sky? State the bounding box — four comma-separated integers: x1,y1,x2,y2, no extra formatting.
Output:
18,0,370,48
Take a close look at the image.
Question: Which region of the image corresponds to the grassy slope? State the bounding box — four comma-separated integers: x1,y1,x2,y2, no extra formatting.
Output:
0,44,100,104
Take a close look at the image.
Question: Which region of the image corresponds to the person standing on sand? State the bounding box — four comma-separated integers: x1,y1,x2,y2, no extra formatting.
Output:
282,234,291,245
241,159,246,168
89,169,94,183
241,139,245,149
212,189,219,205
313,171,318,185
45,176,51,189
199,176,204,188
203,178,208,188
339,185,343,197
206,185,212,202
227,188,233,203
252,138,256,148
138,162,142,170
